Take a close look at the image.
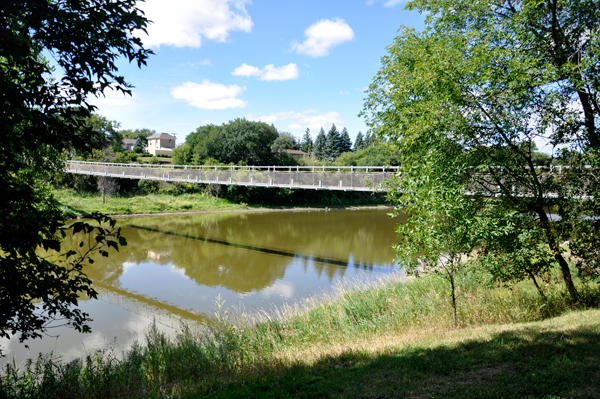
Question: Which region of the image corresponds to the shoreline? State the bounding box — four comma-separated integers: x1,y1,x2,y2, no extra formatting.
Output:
103,204,394,219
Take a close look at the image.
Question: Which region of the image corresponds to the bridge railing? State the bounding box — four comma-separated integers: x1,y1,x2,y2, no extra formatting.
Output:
66,161,400,191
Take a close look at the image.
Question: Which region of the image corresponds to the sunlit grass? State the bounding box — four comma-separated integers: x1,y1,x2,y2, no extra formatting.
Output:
1,271,599,398
53,188,246,217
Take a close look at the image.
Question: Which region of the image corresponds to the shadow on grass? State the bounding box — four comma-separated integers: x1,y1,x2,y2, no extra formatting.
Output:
202,326,600,399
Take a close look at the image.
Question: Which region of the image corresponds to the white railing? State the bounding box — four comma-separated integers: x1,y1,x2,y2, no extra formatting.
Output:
66,161,400,192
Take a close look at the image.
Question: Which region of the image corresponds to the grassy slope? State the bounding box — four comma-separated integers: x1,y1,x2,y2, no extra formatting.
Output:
54,188,247,217
203,309,600,399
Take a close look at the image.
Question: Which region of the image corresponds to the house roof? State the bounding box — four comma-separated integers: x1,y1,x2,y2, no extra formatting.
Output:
283,149,308,155
148,133,176,140
122,139,137,144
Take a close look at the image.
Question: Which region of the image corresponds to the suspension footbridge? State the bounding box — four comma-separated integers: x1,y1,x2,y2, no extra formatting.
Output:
66,161,398,192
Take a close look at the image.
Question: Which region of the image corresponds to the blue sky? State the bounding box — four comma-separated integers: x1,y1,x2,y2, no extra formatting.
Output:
92,0,425,144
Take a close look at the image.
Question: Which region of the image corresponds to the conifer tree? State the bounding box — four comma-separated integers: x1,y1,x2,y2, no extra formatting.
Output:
340,127,352,153
301,128,313,154
325,124,341,160
354,131,365,151
313,128,327,161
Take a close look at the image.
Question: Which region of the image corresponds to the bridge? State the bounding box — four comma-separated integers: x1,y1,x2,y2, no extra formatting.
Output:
66,160,398,192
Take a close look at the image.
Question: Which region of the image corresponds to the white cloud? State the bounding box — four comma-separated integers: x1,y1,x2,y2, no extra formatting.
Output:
141,0,253,48
366,0,405,6
232,63,262,77
292,18,355,57
339,91,350,95
171,80,247,110
232,63,299,81
200,59,212,66
247,110,342,132
90,88,137,107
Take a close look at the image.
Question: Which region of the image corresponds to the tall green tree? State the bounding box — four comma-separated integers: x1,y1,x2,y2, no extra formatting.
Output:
271,132,298,153
313,128,327,161
0,0,150,342
207,119,279,165
340,127,352,154
324,124,341,161
301,128,313,154
354,131,365,151
363,0,600,300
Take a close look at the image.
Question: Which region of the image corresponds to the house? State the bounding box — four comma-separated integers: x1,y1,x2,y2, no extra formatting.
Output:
282,149,308,160
121,139,137,151
147,133,176,156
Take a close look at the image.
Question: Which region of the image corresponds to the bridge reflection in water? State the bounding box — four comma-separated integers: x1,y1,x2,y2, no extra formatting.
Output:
3,210,402,364
66,160,398,191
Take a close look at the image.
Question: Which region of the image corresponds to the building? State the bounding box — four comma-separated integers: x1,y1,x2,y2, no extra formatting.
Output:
121,139,137,151
282,149,308,160
147,133,176,156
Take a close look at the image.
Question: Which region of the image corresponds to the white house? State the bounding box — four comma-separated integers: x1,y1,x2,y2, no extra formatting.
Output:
147,133,176,156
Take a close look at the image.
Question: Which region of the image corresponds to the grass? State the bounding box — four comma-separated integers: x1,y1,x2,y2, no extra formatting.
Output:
53,187,389,218
2,271,599,398
54,188,247,218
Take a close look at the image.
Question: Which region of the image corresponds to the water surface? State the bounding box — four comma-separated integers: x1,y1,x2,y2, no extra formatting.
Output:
2,208,403,363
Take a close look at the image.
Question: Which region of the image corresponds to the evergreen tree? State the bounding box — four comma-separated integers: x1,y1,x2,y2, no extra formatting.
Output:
301,128,313,154
313,128,327,161
324,124,341,160
340,127,352,153
134,136,144,149
354,131,365,151
365,132,375,148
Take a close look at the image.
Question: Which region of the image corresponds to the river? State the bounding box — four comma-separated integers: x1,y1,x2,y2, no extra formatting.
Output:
1,208,404,364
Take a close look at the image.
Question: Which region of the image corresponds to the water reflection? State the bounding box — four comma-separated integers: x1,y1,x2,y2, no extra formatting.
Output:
3,208,403,364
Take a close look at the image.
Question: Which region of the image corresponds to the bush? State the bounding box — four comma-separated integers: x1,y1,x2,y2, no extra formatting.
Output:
133,146,142,154
137,179,159,194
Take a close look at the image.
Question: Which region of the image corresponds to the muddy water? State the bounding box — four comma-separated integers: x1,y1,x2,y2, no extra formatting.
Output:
1,208,404,363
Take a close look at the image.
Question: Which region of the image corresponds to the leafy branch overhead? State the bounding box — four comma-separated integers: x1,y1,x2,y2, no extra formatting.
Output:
364,0,600,311
0,0,150,344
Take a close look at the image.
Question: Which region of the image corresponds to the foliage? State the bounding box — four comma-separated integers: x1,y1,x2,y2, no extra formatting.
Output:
324,124,342,161
363,0,600,300
270,132,299,153
334,142,399,167
313,128,327,161
301,128,313,154
176,120,280,165
340,127,352,154
0,214,126,345
354,131,365,151
0,0,150,342
120,128,155,143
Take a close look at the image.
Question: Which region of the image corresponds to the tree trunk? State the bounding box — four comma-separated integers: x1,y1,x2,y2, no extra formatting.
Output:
537,209,578,301
526,269,547,301
450,262,457,325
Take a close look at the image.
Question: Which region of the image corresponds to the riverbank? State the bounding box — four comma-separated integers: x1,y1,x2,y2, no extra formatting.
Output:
53,188,390,219
2,271,599,398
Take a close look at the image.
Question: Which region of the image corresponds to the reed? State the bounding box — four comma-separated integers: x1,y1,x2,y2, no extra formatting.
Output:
1,270,598,399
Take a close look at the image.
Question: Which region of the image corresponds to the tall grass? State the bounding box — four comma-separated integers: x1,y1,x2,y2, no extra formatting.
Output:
1,271,597,399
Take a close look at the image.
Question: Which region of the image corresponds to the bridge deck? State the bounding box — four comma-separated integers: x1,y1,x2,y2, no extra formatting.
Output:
66,161,398,192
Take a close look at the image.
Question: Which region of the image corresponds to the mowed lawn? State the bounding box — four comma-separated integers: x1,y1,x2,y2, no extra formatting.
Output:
201,310,600,399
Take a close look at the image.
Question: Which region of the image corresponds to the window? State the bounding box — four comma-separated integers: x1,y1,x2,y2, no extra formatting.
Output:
169,140,172,145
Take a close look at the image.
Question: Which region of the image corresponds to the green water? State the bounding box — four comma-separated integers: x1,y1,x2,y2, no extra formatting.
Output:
2,208,403,363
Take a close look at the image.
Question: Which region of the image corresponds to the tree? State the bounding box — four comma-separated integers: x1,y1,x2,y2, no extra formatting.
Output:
340,127,352,154
207,119,279,165
134,136,145,150
0,0,150,343
354,132,365,151
120,128,156,144
271,132,298,153
363,0,600,300
313,128,327,161
301,128,313,154
391,147,479,323
97,177,120,204
324,124,341,161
